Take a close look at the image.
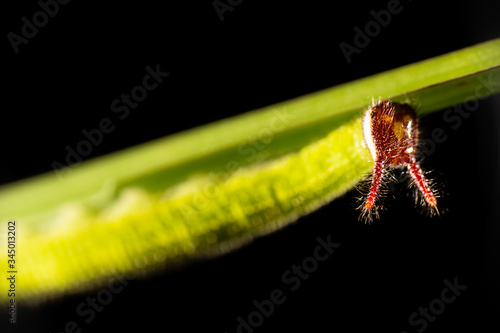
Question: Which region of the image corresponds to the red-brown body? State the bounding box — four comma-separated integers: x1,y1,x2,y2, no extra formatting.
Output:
361,100,437,221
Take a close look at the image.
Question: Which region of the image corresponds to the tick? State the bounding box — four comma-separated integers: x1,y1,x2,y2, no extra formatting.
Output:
360,100,438,221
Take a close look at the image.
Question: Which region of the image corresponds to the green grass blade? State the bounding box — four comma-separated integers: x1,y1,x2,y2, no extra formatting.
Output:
1,39,499,302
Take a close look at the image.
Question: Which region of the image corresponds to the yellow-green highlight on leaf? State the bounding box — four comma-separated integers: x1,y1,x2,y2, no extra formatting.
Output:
8,118,370,302
1,39,499,302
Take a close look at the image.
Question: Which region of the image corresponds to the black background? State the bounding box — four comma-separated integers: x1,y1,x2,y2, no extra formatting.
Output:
2,0,500,332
